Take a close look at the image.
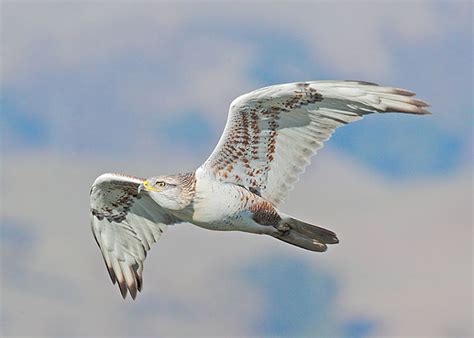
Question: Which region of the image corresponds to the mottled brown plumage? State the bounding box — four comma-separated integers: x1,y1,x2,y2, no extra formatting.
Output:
249,200,282,226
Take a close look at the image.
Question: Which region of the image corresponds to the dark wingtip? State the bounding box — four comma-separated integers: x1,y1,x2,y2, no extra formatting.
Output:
129,286,137,300
408,108,432,115
117,279,128,299
344,80,379,86
107,266,117,284
136,274,143,292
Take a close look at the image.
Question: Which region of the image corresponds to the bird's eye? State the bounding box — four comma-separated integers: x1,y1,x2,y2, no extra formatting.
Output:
156,181,166,187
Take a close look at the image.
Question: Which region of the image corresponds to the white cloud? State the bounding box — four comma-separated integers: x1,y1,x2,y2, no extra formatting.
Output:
1,150,472,336
2,1,470,159
1,3,187,84
3,1,459,85
3,2,466,97
282,151,473,337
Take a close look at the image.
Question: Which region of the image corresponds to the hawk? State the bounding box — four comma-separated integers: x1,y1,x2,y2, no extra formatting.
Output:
90,80,430,299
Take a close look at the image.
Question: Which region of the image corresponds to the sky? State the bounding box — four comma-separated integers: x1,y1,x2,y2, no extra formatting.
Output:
1,1,473,337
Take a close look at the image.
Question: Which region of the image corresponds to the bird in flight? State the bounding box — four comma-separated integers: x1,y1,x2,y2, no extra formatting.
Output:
90,80,430,299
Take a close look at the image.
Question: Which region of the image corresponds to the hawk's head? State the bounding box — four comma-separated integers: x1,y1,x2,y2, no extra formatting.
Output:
139,173,195,210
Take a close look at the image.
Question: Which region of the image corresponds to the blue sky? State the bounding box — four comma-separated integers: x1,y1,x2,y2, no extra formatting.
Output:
243,256,376,338
1,2,472,337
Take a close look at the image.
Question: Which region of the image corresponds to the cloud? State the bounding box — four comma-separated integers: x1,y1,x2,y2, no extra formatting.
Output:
5,2,466,84
241,255,376,337
329,113,468,178
1,151,471,337
1,3,188,85
1,1,471,180
282,152,473,337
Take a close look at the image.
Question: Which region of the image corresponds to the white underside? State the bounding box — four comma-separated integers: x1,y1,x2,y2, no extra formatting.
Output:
175,168,278,235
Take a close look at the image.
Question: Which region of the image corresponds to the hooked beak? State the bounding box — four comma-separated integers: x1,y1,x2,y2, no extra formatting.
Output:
138,179,161,194
138,180,150,194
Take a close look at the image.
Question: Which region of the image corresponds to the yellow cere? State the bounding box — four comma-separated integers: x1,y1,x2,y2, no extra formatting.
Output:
143,180,161,192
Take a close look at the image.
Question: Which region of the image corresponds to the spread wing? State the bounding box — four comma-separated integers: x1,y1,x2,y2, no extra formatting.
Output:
90,173,181,299
200,80,430,206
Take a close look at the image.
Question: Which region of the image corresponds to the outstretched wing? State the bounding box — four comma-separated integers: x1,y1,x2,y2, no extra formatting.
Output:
200,80,430,206
90,173,181,299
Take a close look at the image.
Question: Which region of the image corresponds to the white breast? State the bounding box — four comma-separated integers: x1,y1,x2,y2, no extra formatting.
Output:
191,168,246,226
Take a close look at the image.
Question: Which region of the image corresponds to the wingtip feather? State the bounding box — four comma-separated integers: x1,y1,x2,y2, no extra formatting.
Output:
107,265,117,285
378,88,431,115
119,261,138,300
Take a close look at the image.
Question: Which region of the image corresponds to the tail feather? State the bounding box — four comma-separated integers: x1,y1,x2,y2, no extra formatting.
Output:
272,216,339,252
286,217,339,244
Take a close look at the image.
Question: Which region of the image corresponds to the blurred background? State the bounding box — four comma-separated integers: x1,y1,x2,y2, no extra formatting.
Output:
1,1,472,337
